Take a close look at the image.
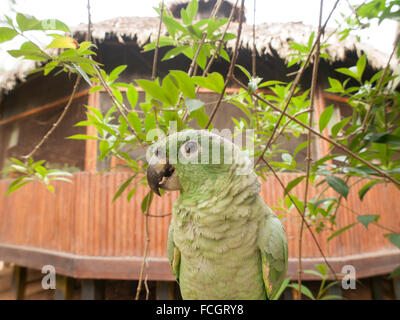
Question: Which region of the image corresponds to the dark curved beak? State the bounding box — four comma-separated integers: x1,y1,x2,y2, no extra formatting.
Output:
147,153,182,196
146,157,174,196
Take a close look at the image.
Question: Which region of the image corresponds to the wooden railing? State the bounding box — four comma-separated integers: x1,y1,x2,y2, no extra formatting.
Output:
0,172,398,280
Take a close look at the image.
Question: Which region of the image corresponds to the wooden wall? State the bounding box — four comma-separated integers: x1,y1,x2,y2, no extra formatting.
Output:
0,171,398,281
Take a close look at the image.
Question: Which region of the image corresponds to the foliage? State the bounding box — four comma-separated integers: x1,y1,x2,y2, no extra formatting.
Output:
275,264,342,300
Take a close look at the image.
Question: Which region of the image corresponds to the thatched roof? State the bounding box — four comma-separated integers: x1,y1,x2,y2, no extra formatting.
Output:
0,16,393,95
168,0,242,22
72,17,392,70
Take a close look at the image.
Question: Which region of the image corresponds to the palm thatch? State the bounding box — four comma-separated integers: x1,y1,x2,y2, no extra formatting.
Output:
168,0,242,22
0,15,393,95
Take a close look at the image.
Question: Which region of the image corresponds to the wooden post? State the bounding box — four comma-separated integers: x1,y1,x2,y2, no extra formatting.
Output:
11,265,27,300
55,275,74,300
81,279,106,300
282,287,294,300
314,85,332,160
327,283,343,298
371,276,384,300
393,277,400,300
85,91,100,172
156,281,174,300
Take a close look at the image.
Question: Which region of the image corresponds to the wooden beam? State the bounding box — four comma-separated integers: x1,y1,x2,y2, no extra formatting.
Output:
55,275,74,300
11,265,27,300
0,89,90,126
323,92,349,103
0,243,399,281
81,279,105,300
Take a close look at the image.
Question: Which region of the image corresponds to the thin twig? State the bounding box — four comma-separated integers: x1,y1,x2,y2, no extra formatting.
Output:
205,0,245,129
232,76,400,187
22,76,81,162
254,0,340,167
262,158,339,281
180,0,225,123
338,202,398,234
151,0,165,81
93,65,146,149
202,0,239,77
269,108,311,146
362,35,399,130
135,191,153,300
298,0,323,299
252,0,257,78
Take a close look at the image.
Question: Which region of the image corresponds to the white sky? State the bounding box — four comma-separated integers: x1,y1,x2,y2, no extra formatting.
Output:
0,0,398,70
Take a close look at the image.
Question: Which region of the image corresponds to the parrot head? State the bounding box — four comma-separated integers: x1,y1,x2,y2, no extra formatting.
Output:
146,130,251,196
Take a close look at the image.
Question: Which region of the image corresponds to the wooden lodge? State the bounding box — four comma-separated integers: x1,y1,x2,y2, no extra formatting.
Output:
0,0,399,299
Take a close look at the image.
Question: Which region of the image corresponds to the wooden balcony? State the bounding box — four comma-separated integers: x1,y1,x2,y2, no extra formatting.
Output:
0,172,399,281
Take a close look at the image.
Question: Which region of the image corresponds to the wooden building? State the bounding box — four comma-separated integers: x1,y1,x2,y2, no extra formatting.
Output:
0,0,399,299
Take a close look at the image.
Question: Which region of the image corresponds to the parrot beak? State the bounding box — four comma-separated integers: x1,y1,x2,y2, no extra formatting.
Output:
147,157,182,196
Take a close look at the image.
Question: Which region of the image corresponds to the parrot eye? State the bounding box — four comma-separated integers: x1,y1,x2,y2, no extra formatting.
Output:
180,141,199,159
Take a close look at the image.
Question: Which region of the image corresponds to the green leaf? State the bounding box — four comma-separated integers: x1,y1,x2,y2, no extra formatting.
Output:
319,105,334,133
6,179,29,195
315,264,327,276
190,107,210,129
141,191,154,214
16,13,40,31
144,113,156,133
331,116,351,138
8,41,49,60
136,78,168,103
185,99,204,113
66,134,98,140
271,278,291,300
356,54,366,80
285,176,305,193
328,223,356,241
186,0,198,23
0,27,19,43
357,214,379,229
40,19,70,33
170,70,196,99
161,75,179,106
320,295,342,300
293,141,308,159
113,176,135,202
109,65,127,82
127,84,139,109
389,233,400,249
303,269,324,279
47,36,78,49
127,111,142,134
326,77,343,93
192,72,225,94
336,67,360,82
326,176,349,199
162,45,190,61
358,179,381,201
288,284,315,300
367,133,400,147
236,64,251,80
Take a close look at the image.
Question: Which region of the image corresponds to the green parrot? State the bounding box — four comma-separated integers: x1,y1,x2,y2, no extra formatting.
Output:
147,130,288,300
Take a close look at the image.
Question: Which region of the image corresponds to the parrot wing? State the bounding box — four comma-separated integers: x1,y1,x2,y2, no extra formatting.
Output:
167,222,181,283
257,202,288,299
